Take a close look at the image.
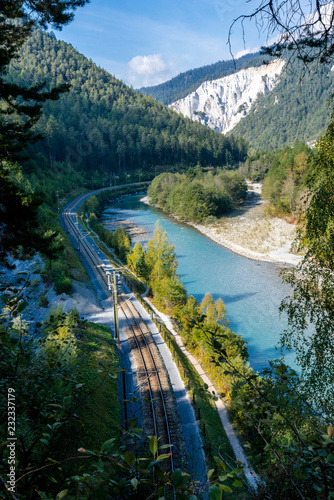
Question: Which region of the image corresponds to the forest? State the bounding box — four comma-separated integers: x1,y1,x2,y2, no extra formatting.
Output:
240,140,311,216
6,28,248,201
147,167,247,222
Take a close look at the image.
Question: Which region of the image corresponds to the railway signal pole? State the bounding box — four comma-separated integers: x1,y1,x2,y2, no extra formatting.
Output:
107,270,120,347
75,213,81,254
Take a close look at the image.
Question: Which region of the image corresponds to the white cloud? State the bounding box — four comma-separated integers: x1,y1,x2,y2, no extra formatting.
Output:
128,54,176,88
129,54,167,75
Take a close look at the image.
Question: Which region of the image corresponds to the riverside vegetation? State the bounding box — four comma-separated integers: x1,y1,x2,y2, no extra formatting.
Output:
147,167,247,223
239,140,311,218
82,188,334,498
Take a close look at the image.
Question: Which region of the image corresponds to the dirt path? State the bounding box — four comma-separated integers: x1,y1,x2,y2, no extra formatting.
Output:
144,297,260,493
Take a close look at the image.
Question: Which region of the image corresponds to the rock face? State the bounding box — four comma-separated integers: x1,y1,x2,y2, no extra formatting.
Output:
169,59,285,134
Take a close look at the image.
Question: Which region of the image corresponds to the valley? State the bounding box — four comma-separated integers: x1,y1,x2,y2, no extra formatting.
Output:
102,192,296,371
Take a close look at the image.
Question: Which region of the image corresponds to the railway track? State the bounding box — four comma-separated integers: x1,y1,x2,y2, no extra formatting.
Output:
62,197,175,471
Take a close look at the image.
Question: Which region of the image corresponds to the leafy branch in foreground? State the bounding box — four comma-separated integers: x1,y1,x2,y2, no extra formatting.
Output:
276,111,334,420
191,316,334,500
0,272,245,499
229,1,334,69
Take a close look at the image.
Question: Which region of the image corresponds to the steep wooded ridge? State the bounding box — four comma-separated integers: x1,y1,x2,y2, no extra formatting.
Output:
6,28,247,196
143,53,334,150
139,52,268,104
232,56,334,149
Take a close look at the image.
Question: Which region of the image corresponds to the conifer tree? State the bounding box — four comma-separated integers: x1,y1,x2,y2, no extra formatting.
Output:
0,1,88,263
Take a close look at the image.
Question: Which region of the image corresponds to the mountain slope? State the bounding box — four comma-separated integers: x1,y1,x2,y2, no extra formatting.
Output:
231,57,334,149
6,29,248,197
139,52,269,105
170,60,285,135
143,54,334,150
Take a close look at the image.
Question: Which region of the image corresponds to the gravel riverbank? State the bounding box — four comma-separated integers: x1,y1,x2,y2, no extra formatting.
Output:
141,183,303,266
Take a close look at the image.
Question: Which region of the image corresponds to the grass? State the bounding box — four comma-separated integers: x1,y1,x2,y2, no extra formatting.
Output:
59,223,90,283
74,321,120,450
52,321,120,459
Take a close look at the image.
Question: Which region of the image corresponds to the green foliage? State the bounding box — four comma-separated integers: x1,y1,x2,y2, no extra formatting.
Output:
173,293,248,397
229,361,334,499
241,141,311,216
0,161,73,267
239,149,276,182
110,226,131,262
5,28,248,193
301,114,334,266
127,241,149,281
277,113,334,420
53,274,73,295
0,3,79,163
50,436,243,499
280,262,334,419
262,141,310,215
0,275,120,498
148,169,247,223
144,222,187,310
37,203,90,290
43,305,78,364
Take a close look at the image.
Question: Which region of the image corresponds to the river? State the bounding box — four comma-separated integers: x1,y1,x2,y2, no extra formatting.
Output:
103,194,296,372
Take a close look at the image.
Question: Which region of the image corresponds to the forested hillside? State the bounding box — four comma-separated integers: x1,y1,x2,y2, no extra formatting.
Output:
232,56,334,149
240,141,311,216
140,52,268,104
6,29,248,198
143,51,334,150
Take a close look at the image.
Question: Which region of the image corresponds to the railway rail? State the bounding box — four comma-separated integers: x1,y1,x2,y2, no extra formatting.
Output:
62,197,175,471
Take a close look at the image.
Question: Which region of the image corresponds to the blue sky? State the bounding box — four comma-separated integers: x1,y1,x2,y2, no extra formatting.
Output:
58,0,269,88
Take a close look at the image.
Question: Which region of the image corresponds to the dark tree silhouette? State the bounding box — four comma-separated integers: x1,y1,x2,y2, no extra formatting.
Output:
0,1,88,264
0,0,89,161
229,1,334,66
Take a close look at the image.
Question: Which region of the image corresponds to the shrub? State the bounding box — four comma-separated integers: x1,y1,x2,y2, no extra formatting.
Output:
54,274,73,295
38,292,49,307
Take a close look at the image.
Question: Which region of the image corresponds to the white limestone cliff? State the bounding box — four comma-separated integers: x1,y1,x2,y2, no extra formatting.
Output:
169,59,285,134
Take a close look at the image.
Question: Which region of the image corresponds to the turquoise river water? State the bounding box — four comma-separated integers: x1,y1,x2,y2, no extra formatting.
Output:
103,195,296,372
